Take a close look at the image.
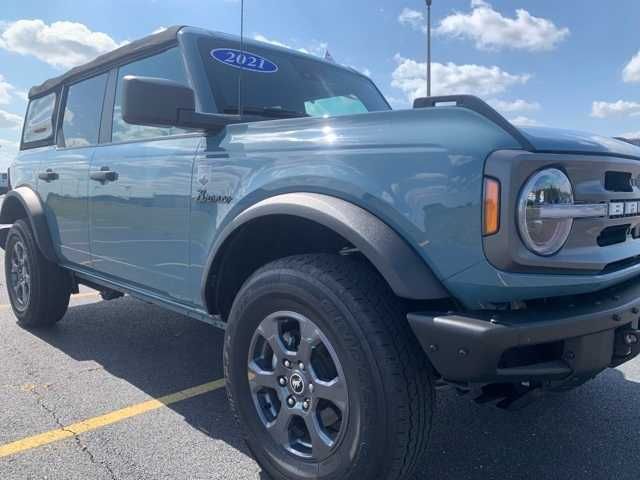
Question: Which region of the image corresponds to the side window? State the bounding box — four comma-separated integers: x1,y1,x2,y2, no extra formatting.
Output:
22,93,56,145
60,73,108,148
112,47,189,142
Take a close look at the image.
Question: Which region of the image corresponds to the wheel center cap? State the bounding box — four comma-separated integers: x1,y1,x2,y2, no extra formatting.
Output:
289,372,306,395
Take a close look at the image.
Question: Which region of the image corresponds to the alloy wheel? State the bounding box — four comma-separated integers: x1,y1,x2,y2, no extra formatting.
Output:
9,240,31,310
247,311,348,461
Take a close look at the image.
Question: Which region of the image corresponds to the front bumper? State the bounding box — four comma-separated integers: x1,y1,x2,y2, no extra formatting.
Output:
408,277,640,388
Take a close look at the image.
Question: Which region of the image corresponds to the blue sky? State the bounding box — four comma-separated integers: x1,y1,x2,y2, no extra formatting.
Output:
1,0,639,168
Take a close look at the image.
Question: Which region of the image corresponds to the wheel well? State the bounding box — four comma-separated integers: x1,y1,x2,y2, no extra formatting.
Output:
0,196,27,248
207,215,367,319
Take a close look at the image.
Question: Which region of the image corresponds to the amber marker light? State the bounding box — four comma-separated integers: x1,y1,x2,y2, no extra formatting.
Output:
483,177,500,236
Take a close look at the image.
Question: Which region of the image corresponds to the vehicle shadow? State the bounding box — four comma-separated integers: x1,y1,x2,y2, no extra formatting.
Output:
31,297,640,480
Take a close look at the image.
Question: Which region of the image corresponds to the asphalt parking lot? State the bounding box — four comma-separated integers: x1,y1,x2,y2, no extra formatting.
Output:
0,251,640,479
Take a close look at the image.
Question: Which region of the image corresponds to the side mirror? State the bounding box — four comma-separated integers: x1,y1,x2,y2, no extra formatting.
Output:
121,75,241,130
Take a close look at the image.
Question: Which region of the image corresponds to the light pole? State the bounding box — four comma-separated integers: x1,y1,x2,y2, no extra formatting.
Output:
426,0,432,97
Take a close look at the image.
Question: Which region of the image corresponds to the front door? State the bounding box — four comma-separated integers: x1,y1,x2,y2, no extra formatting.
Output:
89,48,200,303
40,73,108,266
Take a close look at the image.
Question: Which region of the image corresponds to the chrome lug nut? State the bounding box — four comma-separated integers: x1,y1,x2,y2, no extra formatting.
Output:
287,396,296,407
302,399,310,410
283,359,292,368
308,383,314,393
278,377,287,386
298,362,305,371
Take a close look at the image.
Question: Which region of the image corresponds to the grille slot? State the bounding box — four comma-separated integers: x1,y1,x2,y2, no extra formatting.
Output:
597,224,630,247
602,255,640,274
605,171,633,192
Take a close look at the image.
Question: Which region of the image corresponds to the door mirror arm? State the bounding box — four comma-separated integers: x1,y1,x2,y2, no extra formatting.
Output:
176,110,243,130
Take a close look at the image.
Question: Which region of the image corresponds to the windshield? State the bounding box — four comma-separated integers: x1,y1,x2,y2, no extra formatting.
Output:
198,38,390,118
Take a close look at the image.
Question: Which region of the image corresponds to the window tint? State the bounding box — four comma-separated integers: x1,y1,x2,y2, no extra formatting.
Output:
23,93,56,144
112,48,189,142
61,73,108,148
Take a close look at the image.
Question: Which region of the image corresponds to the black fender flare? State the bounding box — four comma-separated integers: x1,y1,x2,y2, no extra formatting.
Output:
202,192,449,308
0,187,58,262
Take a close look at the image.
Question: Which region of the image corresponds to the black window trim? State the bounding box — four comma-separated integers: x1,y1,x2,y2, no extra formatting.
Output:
56,71,110,150
20,42,183,152
20,91,60,151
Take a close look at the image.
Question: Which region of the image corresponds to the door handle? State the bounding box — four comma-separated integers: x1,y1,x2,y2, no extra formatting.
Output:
38,169,59,182
90,167,119,184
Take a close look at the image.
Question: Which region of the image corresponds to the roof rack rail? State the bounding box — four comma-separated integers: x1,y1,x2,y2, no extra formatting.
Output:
413,94,535,151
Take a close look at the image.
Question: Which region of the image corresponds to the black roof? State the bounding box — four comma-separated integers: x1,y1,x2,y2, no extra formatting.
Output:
28,26,184,99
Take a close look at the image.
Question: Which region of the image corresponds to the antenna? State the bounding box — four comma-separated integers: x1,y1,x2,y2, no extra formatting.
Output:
237,0,245,117
426,0,432,97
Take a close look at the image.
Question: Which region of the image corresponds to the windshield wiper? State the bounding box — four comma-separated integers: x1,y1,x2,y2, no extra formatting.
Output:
224,106,309,119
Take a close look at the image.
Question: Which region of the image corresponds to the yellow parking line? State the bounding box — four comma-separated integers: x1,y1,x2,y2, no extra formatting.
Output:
0,378,225,458
0,292,100,309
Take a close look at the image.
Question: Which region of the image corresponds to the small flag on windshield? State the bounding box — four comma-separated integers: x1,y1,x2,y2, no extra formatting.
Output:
324,49,336,63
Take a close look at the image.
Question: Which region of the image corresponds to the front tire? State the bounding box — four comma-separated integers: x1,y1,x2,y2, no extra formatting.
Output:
5,219,71,327
224,254,434,480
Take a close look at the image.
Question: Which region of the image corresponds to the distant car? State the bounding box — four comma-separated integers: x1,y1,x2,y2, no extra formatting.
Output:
2,26,640,480
0,172,8,194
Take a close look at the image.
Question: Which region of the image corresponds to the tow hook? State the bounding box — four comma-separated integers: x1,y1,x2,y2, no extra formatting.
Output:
612,327,640,366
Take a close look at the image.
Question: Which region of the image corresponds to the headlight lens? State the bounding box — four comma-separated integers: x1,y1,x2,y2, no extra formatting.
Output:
517,168,574,256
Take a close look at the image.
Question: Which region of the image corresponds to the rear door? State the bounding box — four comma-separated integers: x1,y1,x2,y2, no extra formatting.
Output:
89,48,201,303
39,73,108,266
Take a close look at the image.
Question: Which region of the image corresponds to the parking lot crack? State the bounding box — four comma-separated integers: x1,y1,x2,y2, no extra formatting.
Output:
29,385,119,480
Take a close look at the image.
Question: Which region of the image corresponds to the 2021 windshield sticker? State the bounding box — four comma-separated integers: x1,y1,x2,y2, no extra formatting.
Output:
211,48,279,73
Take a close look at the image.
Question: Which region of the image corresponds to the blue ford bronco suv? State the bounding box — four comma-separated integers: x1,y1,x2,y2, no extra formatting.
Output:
3,26,640,480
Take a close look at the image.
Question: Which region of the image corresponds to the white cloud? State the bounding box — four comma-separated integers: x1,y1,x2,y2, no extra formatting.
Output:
398,8,425,31
489,98,541,113
0,19,125,69
391,54,530,103
435,1,569,52
0,138,19,170
623,50,640,83
0,109,22,129
253,34,330,57
0,75,16,105
510,116,543,127
591,100,640,118
347,65,371,77
254,34,304,53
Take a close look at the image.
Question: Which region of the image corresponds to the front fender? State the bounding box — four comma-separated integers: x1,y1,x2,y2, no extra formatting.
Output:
0,187,57,262
202,192,449,306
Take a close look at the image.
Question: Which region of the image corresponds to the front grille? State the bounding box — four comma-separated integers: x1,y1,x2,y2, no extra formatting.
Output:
483,150,640,275
561,156,640,272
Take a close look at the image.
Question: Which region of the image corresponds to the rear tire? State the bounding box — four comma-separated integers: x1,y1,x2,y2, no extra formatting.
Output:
5,219,71,327
224,254,434,480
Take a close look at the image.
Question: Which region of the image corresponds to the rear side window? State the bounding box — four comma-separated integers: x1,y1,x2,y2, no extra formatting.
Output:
112,47,189,142
60,73,108,148
22,93,56,145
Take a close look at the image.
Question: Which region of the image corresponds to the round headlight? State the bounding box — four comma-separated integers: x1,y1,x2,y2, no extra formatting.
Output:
517,168,574,256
